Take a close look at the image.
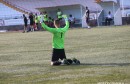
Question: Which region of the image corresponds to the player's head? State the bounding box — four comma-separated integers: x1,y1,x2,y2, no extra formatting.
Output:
69,14,72,17
54,19,60,28
23,14,26,18
108,11,111,14
86,6,88,10
43,11,47,14
58,8,61,11
49,17,51,19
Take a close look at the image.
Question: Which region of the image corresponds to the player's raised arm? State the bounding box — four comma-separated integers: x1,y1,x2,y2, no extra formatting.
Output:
61,15,69,32
41,22,56,33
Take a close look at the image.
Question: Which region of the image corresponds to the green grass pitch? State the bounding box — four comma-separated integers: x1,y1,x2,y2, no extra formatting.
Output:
0,26,130,84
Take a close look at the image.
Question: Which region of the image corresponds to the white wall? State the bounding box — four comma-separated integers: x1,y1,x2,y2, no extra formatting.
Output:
99,2,118,17
114,8,122,25
121,9,130,17
3,19,24,26
39,5,82,23
97,1,122,25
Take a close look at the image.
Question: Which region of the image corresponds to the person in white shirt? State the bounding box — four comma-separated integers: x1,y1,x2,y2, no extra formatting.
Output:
105,11,113,26
68,14,75,28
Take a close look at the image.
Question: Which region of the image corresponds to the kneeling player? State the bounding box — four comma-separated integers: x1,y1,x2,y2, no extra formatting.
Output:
42,15,69,65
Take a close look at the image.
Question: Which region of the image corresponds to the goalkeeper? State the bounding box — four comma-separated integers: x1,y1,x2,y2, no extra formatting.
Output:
41,15,69,66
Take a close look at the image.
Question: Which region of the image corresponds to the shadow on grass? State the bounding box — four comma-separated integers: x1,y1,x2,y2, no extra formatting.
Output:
80,63,130,66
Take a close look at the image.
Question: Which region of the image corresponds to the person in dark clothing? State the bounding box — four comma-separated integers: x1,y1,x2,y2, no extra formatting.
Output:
43,11,48,25
48,17,54,27
23,14,28,33
29,13,34,32
35,13,39,30
85,6,90,28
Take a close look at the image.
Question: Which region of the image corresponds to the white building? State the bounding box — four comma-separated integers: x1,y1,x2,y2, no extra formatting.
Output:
96,0,122,26
1,0,102,27
1,0,129,26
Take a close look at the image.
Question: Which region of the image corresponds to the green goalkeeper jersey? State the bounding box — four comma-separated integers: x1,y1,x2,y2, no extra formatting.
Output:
41,19,69,49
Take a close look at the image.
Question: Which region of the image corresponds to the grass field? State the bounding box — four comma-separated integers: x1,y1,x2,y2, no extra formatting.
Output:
0,26,130,84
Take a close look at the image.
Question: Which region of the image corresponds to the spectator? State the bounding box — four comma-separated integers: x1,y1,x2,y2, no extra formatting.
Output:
35,13,38,30
23,14,28,33
85,6,90,28
48,17,54,27
43,11,48,25
57,8,63,20
38,12,44,23
29,13,34,32
68,14,75,28
105,11,113,26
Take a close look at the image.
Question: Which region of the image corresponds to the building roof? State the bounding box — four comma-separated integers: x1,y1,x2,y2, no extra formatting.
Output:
5,0,102,12
37,0,103,12
100,0,118,3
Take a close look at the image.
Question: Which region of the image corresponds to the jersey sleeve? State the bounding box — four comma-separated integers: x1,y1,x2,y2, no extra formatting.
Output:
59,20,69,32
41,23,57,33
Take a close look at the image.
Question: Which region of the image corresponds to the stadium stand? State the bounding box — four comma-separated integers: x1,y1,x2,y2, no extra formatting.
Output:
0,3,24,26
0,0,102,27
0,0,129,30
3,0,101,13
1,0,31,14
0,3,22,19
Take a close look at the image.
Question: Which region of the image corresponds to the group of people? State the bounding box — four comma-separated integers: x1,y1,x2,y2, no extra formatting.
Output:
22,8,80,66
23,7,91,33
22,7,91,66
23,7,114,33
22,7,92,66
40,13,80,66
23,6,116,66
85,6,113,27
85,7,113,27
23,12,52,33
23,8,64,33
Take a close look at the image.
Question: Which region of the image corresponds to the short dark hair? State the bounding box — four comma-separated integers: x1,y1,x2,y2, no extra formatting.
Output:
54,19,60,25
69,14,72,17
43,11,47,14
108,11,111,14
86,6,88,9
58,8,61,11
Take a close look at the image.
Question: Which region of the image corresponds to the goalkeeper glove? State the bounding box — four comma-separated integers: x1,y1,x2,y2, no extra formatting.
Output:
62,15,68,21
